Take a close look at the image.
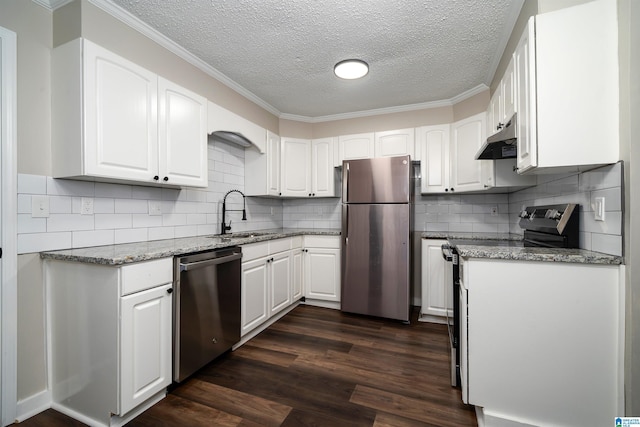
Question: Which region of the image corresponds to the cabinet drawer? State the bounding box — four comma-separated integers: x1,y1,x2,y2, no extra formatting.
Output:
269,238,291,254
304,235,340,249
120,258,173,296
242,241,270,262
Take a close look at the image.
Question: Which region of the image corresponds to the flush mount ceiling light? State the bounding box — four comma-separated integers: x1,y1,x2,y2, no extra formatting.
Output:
334,59,369,80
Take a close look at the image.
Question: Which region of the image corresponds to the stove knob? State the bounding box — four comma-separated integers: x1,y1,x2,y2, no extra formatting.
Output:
545,209,562,220
519,210,529,219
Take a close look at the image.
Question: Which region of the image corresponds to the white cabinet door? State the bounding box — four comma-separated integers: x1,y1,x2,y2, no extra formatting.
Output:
266,131,281,196
158,77,208,187
291,248,303,301
459,277,468,405
120,283,172,415
450,113,492,192
281,137,311,197
304,248,340,301
515,18,537,174
417,125,451,194
311,138,335,197
487,90,501,137
245,130,279,196
501,57,516,126
420,239,452,319
83,40,159,182
241,257,269,336
338,133,375,163
374,128,415,158
269,251,292,315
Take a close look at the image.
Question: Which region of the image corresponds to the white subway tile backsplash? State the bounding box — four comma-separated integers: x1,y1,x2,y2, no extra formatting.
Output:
114,198,148,214
590,187,622,212
93,198,115,214
72,230,115,248
17,195,31,214
162,213,187,227
18,232,72,253
18,214,46,234
18,174,47,194
132,186,162,200
48,214,94,232
49,196,72,214
148,226,175,241
115,228,148,244
591,233,622,256
95,182,132,198
95,214,132,230
132,213,163,228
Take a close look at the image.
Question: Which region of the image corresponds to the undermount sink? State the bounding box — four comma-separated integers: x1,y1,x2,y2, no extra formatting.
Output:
229,231,273,238
206,236,233,243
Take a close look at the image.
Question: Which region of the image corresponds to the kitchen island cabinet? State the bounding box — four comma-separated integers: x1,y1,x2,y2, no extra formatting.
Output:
459,257,623,427
45,257,173,426
52,38,208,188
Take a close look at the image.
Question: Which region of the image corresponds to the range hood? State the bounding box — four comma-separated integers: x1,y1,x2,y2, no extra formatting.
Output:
475,113,517,160
209,131,253,148
207,101,266,153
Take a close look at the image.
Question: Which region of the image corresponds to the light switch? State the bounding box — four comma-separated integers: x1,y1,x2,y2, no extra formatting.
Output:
31,195,49,218
594,197,605,221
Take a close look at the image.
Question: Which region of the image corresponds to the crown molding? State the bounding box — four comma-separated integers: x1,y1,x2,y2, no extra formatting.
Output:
44,0,492,124
31,0,74,10
86,0,282,117
281,84,489,123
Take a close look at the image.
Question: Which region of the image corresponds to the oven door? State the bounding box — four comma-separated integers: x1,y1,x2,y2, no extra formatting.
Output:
441,243,460,387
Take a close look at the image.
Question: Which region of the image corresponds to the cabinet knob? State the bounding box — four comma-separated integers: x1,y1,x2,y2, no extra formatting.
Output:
163,177,169,182
445,188,449,192
484,184,489,188
450,188,455,192
167,288,173,294
308,193,312,196
153,175,159,181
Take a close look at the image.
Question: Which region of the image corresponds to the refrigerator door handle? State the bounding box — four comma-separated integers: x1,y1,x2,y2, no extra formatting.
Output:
344,205,349,245
343,162,349,202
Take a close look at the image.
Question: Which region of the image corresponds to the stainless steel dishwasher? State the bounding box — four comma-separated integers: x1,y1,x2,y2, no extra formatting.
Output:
173,246,242,382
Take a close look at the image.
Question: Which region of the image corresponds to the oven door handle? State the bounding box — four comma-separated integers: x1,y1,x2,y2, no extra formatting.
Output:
441,243,454,262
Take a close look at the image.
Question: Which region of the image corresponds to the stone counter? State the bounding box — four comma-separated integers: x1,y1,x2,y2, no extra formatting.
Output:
40,228,340,265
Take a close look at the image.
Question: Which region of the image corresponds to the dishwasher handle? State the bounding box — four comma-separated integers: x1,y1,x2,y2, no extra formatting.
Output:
179,251,242,272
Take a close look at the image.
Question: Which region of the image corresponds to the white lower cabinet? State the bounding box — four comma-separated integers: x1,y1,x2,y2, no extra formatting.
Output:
420,239,452,320
241,238,306,336
462,258,623,426
46,258,173,426
303,236,341,302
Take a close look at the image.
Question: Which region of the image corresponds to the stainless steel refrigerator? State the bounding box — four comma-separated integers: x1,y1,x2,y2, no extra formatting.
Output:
341,155,412,322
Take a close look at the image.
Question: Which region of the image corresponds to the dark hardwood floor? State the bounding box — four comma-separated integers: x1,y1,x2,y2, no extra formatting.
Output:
17,305,477,426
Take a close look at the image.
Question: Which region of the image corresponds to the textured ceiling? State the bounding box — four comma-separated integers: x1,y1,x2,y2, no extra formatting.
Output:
109,0,523,119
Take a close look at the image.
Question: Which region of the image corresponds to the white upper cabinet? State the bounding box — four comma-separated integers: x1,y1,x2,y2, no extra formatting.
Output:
245,130,281,196
488,57,515,136
336,133,375,165
158,78,208,187
281,138,312,197
516,0,619,174
52,38,208,188
450,113,493,193
417,124,451,194
374,128,415,158
311,138,336,197
281,137,336,198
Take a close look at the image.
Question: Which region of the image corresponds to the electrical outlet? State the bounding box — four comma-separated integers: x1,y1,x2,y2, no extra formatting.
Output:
594,197,605,221
81,197,94,215
31,195,50,218
490,206,498,216
148,200,162,216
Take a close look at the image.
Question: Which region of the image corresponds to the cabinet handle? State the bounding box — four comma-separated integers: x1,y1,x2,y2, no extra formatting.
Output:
153,175,159,181
513,165,519,172
167,288,173,294
163,177,169,182
484,184,489,188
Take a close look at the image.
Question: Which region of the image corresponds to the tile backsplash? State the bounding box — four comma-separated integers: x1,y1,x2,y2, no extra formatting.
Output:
17,142,624,258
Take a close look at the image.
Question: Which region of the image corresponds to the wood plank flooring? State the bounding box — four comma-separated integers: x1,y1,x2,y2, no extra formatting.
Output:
17,305,477,426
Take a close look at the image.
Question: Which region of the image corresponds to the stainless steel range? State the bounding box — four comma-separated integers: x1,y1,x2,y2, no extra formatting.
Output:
442,203,580,387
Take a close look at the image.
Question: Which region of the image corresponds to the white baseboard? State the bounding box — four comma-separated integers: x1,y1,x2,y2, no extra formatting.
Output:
15,389,51,422
477,407,539,427
233,302,301,350
301,299,340,310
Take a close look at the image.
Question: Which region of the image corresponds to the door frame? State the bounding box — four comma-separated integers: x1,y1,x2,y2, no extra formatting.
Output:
0,25,18,426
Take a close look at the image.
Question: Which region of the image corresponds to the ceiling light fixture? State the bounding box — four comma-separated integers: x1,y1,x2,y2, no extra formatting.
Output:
334,59,369,80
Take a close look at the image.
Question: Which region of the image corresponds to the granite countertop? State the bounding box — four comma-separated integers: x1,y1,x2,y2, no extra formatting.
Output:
40,228,340,265
421,232,623,265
